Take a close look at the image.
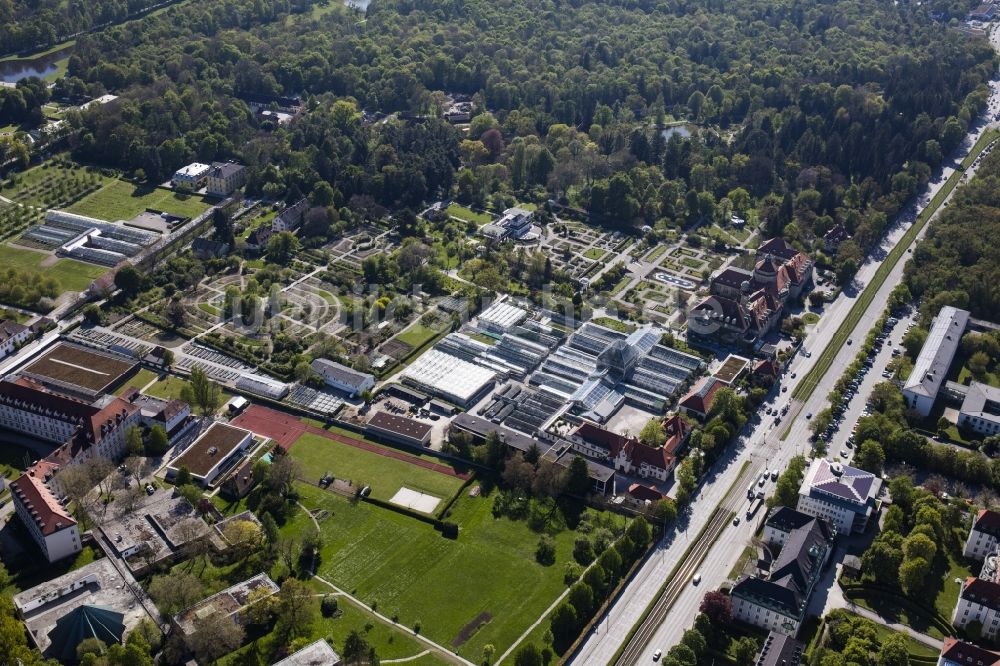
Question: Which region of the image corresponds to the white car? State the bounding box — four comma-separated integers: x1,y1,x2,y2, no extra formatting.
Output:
654,650,663,661
692,573,702,585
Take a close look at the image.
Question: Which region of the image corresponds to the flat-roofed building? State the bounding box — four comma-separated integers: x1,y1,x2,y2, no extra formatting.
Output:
173,573,279,637
365,411,432,447
172,162,210,190
903,306,970,416
13,558,153,660
96,488,212,573
400,348,496,407
21,342,138,398
167,422,254,486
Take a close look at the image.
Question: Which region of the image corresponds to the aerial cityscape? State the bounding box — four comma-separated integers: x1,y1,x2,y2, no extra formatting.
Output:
0,0,999,664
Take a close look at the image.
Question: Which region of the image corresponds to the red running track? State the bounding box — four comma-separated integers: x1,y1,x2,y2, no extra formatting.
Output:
231,404,470,480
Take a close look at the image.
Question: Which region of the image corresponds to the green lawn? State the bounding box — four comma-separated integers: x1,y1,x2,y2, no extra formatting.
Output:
143,374,233,405
802,312,821,325
67,179,212,221
645,245,668,263
289,432,464,502
0,243,106,292
583,248,606,260
298,483,597,660
935,553,973,621
198,302,220,316
218,591,435,665
445,204,493,226
115,368,160,395
592,316,636,333
395,323,442,349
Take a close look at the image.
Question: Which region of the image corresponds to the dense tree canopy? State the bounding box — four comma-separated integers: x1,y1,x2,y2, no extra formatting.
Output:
45,0,993,258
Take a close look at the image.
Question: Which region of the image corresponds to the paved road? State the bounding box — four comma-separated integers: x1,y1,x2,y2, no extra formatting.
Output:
571,31,1000,666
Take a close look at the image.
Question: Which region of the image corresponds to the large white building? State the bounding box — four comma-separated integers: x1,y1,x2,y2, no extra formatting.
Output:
10,463,81,563
966,510,1000,561
310,358,375,397
731,513,834,637
902,306,970,417
400,348,497,407
796,459,881,534
958,382,1000,437
171,162,211,190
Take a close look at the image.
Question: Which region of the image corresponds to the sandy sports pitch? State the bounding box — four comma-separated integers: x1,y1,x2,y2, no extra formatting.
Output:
389,487,441,514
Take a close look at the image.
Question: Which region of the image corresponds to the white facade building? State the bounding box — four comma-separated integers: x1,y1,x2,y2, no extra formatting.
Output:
310,358,375,397
10,467,81,563
731,516,834,637
966,510,1000,561
796,459,881,534
0,319,31,360
902,305,970,417
958,382,1000,437
206,162,246,197
171,162,211,190
953,576,1000,639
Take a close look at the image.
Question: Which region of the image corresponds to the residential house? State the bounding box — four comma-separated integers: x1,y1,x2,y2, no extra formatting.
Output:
191,237,230,259
245,225,273,253
679,376,725,419
823,225,850,254
271,198,310,233
0,319,31,360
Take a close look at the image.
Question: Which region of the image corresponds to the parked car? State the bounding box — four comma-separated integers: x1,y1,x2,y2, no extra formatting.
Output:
692,573,702,585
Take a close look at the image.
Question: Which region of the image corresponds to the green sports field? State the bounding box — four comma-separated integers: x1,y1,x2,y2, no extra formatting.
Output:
288,432,465,502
